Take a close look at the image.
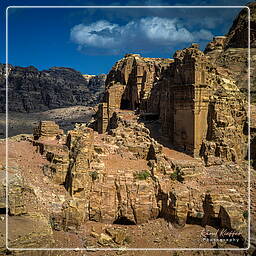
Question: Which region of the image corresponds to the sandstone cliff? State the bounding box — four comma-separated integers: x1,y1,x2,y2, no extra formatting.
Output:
204,2,255,169
0,64,106,112
225,2,256,49
204,2,256,102
97,45,247,166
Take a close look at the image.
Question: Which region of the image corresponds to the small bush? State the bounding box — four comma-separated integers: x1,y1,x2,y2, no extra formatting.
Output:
89,171,99,181
124,236,132,244
243,210,248,219
170,169,184,182
134,170,151,180
196,212,204,218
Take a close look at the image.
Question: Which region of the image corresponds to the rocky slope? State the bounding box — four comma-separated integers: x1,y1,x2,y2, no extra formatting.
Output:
204,2,256,102
204,1,256,172
1,135,250,256
0,64,106,112
0,113,248,253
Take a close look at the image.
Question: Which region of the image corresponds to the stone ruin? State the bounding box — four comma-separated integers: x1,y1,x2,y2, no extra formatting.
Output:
96,44,247,163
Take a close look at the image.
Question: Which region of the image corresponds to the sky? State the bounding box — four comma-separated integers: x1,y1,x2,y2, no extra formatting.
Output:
0,0,251,75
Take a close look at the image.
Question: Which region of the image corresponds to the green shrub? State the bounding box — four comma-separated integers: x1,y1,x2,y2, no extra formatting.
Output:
170,169,184,182
243,210,248,219
124,236,132,244
134,170,151,180
89,171,99,181
196,212,204,218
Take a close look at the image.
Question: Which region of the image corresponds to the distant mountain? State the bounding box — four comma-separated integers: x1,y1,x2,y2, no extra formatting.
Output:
0,64,106,112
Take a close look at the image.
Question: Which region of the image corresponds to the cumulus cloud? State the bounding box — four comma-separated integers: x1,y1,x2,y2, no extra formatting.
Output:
71,21,119,48
70,17,213,55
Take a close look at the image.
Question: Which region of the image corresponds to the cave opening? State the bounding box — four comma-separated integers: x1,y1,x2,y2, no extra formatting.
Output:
140,113,159,121
186,215,202,225
134,102,140,110
209,217,221,228
0,208,6,214
113,216,136,225
120,99,130,110
146,144,157,161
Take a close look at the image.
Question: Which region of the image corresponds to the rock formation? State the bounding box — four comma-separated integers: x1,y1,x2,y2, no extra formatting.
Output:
0,163,27,216
0,4,254,254
204,2,256,102
0,65,106,112
28,111,248,246
203,2,255,169
96,44,247,164
33,121,64,140
103,54,173,111
225,3,255,49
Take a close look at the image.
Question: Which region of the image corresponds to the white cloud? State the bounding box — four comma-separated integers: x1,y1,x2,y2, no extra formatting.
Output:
70,21,119,48
194,29,215,40
135,17,194,42
70,17,214,55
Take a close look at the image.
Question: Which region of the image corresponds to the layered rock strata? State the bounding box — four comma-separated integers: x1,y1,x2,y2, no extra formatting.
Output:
33,121,64,140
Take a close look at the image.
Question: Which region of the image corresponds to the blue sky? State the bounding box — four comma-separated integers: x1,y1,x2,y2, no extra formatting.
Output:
0,0,250,75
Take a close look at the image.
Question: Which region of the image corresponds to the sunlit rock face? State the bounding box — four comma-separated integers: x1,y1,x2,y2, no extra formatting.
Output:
97,44,247,163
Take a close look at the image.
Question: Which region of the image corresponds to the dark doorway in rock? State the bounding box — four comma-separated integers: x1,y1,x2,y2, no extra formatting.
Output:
146,144,157,161
186,215,202,225
0,208,6,214
113,216,136,225
134,102,140,110
210,217,221,228
120,99,130,110
140,113,159,121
